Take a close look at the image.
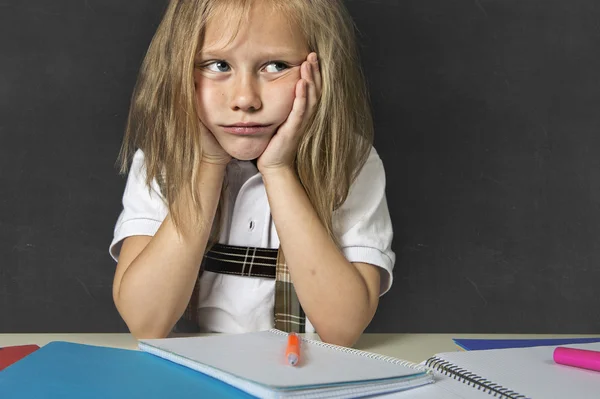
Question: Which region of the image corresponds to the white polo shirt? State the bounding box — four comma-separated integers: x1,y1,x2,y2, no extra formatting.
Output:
109,146,395,334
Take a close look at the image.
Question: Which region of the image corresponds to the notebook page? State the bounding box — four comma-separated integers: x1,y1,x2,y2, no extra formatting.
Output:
376,367,510,399
374,377,488,399
431,342,600,399
140,330,429,389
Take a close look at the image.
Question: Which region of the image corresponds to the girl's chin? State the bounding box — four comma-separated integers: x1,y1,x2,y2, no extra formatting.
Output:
223,144,269,162
220,137,271,162
232,153,263,161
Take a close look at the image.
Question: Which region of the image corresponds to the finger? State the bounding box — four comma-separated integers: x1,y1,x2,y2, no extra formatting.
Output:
309,52,322,95
279,79,307,138
302,61,318,114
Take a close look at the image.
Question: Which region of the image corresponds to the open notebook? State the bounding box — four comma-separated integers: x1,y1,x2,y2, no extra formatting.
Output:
378,342,600,398
139,329,434,398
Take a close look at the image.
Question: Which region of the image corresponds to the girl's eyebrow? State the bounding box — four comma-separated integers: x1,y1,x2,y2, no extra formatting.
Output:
197,48,305,60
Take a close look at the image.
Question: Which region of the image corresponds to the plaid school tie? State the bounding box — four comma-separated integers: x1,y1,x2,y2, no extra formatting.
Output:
273,249,306,333
180,244,306,333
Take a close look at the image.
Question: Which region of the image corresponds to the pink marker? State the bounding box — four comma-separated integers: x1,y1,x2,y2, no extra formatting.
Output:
553,347,600,372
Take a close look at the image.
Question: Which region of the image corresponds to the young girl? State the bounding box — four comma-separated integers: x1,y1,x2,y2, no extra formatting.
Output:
109,0,395,347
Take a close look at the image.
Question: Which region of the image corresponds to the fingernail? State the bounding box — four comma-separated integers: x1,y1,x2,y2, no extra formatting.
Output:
311,53,318,63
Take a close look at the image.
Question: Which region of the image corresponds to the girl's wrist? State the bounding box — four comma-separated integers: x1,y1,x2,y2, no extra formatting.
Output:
200,156,231,168
196,160,228,188
260,164,297,184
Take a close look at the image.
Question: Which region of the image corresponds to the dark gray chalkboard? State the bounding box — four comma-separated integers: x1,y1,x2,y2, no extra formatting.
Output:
1,0,599,333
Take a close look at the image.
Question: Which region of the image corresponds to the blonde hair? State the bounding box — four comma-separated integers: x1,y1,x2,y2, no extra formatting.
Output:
118,0,374,244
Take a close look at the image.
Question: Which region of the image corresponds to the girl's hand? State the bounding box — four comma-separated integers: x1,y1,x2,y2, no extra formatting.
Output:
257,52,322,174
200,123,231,166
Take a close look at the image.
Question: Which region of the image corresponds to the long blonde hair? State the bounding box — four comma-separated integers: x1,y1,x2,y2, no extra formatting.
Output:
118,0,374,244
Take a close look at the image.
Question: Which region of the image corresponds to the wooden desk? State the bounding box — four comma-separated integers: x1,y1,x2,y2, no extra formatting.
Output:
2,332,599,363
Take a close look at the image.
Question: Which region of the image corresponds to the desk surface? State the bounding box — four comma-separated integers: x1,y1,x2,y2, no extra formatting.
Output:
2,332,599,363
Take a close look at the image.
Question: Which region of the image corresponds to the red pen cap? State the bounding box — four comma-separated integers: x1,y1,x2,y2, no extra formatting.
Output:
553,347,600,372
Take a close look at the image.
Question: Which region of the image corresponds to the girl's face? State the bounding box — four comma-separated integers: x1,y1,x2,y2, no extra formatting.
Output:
194,2,310,161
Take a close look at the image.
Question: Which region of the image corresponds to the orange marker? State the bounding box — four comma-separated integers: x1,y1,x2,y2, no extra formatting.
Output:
286,332,301,366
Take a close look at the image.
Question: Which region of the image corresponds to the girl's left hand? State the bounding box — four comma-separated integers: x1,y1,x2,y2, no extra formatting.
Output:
257,52,322,174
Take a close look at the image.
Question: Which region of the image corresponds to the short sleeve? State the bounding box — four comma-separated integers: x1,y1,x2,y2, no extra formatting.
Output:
108,149,168,262
333,147,396,296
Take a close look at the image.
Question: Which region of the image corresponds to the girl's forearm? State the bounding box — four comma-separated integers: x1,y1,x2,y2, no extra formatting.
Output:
114,163,226,338
262,167,378,347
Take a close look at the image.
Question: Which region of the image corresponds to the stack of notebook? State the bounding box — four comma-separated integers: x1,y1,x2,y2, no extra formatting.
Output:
0,329,433,398
2,330,600,398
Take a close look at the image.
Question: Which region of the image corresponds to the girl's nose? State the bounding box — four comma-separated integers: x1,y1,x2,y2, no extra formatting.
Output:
230,74,262,112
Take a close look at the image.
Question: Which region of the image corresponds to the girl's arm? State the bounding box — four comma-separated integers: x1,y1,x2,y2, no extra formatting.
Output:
262,167,381,348
258,53,382,347
112,161,226,339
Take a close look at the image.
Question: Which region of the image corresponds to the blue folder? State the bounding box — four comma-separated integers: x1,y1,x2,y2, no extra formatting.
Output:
452,337,600,351
0,341,254,399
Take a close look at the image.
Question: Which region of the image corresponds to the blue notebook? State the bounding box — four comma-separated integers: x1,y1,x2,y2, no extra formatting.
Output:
452,337,600,351
0,341,253,399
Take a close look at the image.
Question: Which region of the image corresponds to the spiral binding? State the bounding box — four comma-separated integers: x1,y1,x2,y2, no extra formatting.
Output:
268,329,431,374
425,356,529,399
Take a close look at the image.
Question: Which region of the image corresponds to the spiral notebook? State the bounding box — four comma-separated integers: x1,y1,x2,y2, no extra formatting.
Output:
379,342,600,399
138,329,434,398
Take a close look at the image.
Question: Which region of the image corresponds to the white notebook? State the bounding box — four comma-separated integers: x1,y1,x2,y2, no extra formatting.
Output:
138,329,434,399
380,342,600,398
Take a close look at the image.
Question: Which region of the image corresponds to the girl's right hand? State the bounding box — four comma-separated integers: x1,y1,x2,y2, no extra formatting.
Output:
200,124,231,166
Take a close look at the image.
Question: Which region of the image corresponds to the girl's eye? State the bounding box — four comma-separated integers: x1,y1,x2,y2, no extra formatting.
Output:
264,62,288,73
205,61,231,72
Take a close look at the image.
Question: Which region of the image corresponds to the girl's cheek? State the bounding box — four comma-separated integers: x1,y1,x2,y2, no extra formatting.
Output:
195,79,220,105
269,77,299,105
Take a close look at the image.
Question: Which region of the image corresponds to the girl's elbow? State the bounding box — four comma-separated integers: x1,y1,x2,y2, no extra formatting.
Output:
317,325,364,348
125,318,172,340
113,299,172,339
317,308,377,347
319,331,360,348
130,326,170,340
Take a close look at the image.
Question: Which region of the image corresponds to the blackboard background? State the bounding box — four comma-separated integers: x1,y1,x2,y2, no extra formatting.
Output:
2,0,600,333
